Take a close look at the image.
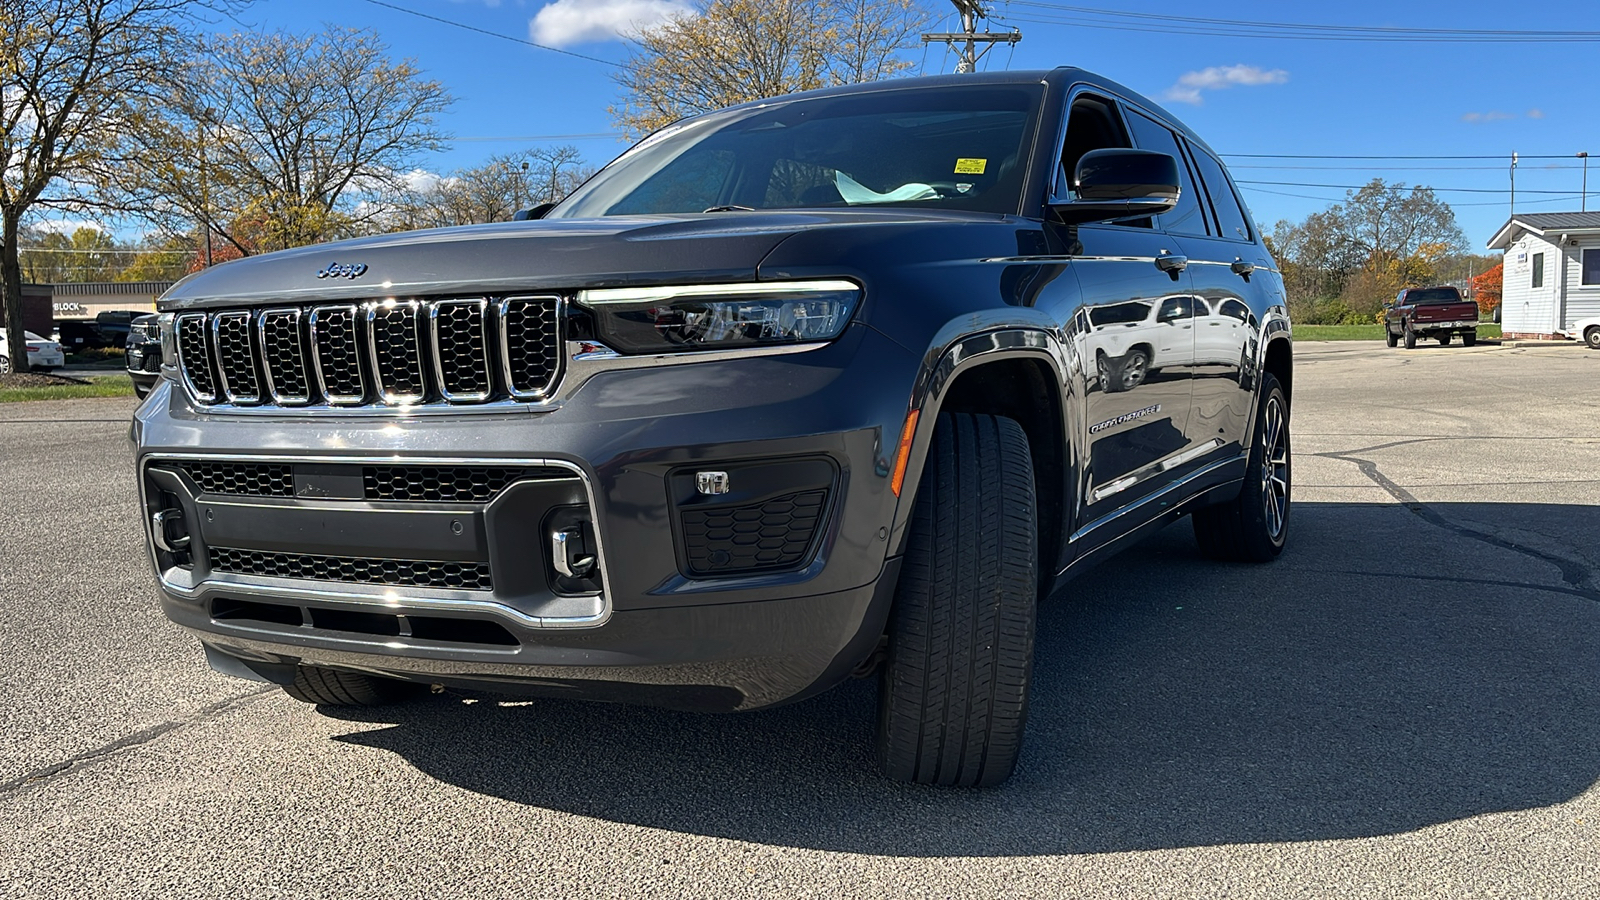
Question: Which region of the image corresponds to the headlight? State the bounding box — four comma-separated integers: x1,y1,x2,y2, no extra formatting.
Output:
157,312,178,367
577,280,860,354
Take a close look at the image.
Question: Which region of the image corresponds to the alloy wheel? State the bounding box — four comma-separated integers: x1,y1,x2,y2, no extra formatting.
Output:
1260,396,1289,539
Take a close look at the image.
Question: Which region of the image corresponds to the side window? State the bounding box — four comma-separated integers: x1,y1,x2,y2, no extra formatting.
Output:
1585,249,1600,286
1188,146,1255,242
1122,110,1208,237
1218,298,1250,322
1532,252,1546,288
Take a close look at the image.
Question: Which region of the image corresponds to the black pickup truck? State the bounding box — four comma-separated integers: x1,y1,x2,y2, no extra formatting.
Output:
133,69,1293,786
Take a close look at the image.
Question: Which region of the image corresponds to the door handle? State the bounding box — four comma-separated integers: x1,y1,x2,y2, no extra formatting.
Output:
1231,258,1255,280
1155,253,1188,279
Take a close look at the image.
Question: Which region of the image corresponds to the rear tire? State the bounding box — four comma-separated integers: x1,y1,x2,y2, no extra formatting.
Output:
1586,327,1600,350
1402,323,1417,349
877,412,1037,787
1192,373,1290,563
283,665,421,707
0,355,9,374
1462,330,1477,347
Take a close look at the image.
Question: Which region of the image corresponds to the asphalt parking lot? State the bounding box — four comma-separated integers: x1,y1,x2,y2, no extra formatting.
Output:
2,340,1598,898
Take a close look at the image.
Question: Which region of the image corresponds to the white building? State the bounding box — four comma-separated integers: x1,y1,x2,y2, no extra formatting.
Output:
1488,212,1600,339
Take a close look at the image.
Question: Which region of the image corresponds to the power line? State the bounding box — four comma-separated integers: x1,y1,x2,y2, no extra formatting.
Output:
1236,179,1576,195
1223,153,1573,161
998,3,1600,42
355,0,623,67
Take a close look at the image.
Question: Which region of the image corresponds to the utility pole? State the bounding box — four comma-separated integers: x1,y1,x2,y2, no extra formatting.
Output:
1509,151,1518,218
922,1,1020,73
200,107,215,267
1580,152,1590,212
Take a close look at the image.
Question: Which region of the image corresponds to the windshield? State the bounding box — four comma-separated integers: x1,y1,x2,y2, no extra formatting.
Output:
1407,287,1463,304
553,84,1044,218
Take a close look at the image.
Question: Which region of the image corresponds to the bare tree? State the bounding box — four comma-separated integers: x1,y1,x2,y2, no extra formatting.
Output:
0,0,214,374
118,27,451,256
382,147,595,232
611,0,930,137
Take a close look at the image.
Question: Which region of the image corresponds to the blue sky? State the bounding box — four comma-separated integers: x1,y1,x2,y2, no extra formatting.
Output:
220,0,1600,247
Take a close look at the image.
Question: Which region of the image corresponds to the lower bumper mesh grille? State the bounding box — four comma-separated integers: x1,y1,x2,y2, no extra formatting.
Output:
681,489,827,576
209,547,492,590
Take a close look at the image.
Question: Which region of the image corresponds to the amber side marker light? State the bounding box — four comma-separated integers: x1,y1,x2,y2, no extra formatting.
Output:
890,409,920,497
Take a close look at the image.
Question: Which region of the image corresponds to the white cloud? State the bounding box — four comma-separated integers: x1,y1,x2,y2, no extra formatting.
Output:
1163,64,1288,105
32,218,103,235
531,0,692,47
401,168,447,193
1462,110,1520,123
1527,108,1546,119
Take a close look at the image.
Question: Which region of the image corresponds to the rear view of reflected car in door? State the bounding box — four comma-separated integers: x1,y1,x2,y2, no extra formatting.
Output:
133,68,1292,788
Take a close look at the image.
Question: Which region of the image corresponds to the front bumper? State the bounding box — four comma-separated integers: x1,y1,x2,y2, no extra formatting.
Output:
132,324,918,710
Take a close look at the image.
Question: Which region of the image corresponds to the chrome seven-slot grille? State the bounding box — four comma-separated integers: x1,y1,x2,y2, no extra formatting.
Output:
175,297,561,408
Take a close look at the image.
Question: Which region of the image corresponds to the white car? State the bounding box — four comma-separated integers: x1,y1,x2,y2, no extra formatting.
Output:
1070,295,1196,393
0,328,66,373
1568,316,1600,350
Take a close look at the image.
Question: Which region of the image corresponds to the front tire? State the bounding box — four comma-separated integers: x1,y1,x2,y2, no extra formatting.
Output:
877,412,1037,787
0,355,9,374
282,665,421,707
1586,327,1600,350
1192,373,1290,562
1462,330,1477,347
1385,327,1398,348
1438,333,1452,346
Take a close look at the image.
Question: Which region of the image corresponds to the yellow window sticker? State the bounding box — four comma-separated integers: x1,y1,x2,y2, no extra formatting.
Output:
954,158,988,175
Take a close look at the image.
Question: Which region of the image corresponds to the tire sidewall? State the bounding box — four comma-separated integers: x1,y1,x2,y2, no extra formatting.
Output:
1240,377,1291,556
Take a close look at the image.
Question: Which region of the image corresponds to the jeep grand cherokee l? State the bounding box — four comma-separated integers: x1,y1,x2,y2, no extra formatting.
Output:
133,69,1293,787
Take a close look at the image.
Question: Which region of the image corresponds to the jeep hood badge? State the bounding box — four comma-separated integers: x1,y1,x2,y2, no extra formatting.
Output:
316,262,368,280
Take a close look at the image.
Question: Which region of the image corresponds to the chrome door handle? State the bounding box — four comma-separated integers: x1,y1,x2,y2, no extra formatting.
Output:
1155,254,1189,277
1231,258,1255,279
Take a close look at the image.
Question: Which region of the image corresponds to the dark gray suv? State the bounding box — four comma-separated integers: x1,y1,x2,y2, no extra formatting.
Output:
133,69,1292,787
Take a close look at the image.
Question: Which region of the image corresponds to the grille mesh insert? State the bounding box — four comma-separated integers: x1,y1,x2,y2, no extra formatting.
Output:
682,490,827,576
364,465,559,502
181,463,295,497
433,300,491,399
311,306,365,402
177,314,216,399
259,310,310,402
501,297,561,397
369,304,425,401
212,312,260,402
209,546,492,590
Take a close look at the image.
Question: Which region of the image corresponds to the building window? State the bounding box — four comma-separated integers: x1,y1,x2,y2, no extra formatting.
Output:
1585,248,1600,286
1532,253,1545,288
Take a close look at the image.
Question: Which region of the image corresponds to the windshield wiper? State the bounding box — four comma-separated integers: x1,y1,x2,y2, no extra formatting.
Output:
702,205,756,213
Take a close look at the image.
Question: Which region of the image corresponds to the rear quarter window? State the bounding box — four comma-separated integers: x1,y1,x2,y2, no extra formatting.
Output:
1188,147,1254,242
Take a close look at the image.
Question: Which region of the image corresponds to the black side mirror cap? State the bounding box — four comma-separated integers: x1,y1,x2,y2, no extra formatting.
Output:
1049,148,1181,225
513,202,556,221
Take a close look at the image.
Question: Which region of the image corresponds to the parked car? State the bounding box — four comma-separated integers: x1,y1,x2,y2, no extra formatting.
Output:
1566,315,1600,349
126,314,162,399
54,320,116,352
131,69,1293,787
1383,286,1479,348
0,328,65,373
92,309,151,346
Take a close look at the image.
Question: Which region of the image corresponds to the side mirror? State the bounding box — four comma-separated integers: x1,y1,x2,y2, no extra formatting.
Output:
513,202,556,221
1050,149,1181,225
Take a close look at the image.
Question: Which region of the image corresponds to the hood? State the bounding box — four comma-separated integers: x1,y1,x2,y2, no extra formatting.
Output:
159,210,1006,308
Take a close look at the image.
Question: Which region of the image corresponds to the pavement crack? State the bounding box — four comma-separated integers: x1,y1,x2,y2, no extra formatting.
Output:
1314,449,1600,602
0,688,276,797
